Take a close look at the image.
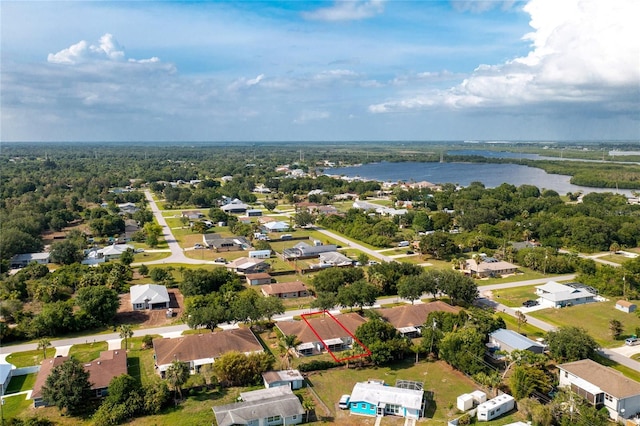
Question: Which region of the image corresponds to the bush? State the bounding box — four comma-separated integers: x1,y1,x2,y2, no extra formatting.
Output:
142,335,153,349
298,360,342,372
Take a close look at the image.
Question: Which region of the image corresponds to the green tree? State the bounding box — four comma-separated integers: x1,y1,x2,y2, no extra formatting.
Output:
119,324,134,351
509,365,551,399
41,357,91,415
120,248,135,266
310,291,337,314
546,326,598,362
138,264,149,276
165,360,190,403
179,268,239,296
76,286,120,327
419,232,458,260
397,275,424,304
142,378,170,414
302,398,315,423
439,327,486,375
49,239,84,265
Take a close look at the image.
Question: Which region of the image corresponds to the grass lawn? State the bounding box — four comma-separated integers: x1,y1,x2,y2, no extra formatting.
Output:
530,299,640,348
490,285,540,307
126,336,161,386
496,312,546,340
307,359,525,424
68,341,108,363
598,254,627,265
4,373,36,394
5,348,56,368
1,393,32,422
134,251,171,263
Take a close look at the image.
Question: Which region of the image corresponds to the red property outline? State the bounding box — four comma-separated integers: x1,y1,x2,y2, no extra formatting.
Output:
300,310,371,363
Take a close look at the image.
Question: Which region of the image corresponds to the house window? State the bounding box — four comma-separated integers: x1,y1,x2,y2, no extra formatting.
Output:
361,403,366,409
564,371,569,378
266,415,281,422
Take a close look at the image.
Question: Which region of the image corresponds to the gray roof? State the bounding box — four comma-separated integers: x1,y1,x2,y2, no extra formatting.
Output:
213,387,304,426
11,252,50,262
318,251,353,265
536,281,595,302
350,381,424,411
489,328,544,351
130,284,170,305
262,369,304,385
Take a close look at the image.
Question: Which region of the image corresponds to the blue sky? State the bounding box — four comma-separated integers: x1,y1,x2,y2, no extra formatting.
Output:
1,0,638,142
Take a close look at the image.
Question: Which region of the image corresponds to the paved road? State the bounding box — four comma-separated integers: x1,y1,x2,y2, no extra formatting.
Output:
139,190,205,265
312,227,395,263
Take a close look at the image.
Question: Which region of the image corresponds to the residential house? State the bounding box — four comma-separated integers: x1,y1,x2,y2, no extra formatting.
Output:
226,257,269,275
247,209,263,217
124,219,139,241
376,301,461,338
213,386,304,426
262,221,290,233
616,300,637,313
465,259,518,278
221,199,249,214
10,252,50,268
558,359,640,421
246,273,272,286
130,284,170,310
315,251,353,267
32,350,127,407
262,370,304,390
261,281,309,299
0,362,13,396
535,281,597,308
117,202,139,215
153,328,263,376
98,244,134,261
283,242,337,260
276,312,366,356
181,210,204,220
352,200,407,216
202,233,250,251
487,329,545,358
348,380,425,419
249,250,272,259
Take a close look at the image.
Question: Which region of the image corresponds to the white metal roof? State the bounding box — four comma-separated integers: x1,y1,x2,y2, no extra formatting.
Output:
349,381,424,411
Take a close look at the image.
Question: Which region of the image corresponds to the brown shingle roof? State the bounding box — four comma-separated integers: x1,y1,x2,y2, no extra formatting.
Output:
261,281,308,296
153,328,263,366
376,301,460,329
32,350,127,400
276,312,366,344
559,359,640,398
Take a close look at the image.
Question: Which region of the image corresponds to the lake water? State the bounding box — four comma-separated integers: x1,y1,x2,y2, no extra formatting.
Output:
326,161,633,196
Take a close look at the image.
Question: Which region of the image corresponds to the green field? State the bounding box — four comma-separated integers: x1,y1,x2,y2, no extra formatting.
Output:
530,300,640,348
5,348,56,368
68,341,109,363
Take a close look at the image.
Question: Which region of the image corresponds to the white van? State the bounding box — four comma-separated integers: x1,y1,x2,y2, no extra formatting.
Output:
398,241,410,247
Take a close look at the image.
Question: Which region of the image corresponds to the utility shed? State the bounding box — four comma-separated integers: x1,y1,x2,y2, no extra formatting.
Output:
616,300,637,313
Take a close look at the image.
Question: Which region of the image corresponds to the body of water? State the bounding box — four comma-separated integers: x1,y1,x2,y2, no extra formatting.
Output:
326,161,634,196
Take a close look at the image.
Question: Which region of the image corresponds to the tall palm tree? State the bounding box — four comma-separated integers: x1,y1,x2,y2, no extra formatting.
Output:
119,324,133,351
279,334,301,370
302,398,315,422
38,338,51,360
166,360,190,405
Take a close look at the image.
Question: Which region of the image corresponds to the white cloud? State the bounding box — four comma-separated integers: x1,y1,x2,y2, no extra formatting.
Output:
293,110,330,124
303,0,385,22
47,33,158,65
370,0,640,114
228,74,266,91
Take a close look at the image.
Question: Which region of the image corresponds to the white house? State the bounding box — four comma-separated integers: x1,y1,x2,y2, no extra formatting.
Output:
98,244,134,261
477,394,515,421
558,359,640,421
130,284,170,310
535,281,596,308
0,362,14,396
262,221,290,233
348,381,425,419
10,252,50,268
213,386,304,426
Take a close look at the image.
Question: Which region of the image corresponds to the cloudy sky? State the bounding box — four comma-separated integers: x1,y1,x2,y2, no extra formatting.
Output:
1,0,638,142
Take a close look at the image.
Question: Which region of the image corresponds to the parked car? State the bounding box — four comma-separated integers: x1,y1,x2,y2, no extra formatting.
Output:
194,243,204,249
625,337,640,346
368,260,379,266
338,395,350,410
522,300,539,308
214,257,228,264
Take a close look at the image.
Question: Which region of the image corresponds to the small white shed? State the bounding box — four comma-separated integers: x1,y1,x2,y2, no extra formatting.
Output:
616,300,637,313
457,393,474,411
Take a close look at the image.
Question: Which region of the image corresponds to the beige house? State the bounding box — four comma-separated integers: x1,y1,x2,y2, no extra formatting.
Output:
376,301,461,337
261,281,309,299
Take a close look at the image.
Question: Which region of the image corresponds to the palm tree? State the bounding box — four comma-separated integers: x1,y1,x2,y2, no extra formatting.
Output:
279,334,301,369
38,338,51,360
119,324,133,351
166,360,190,405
